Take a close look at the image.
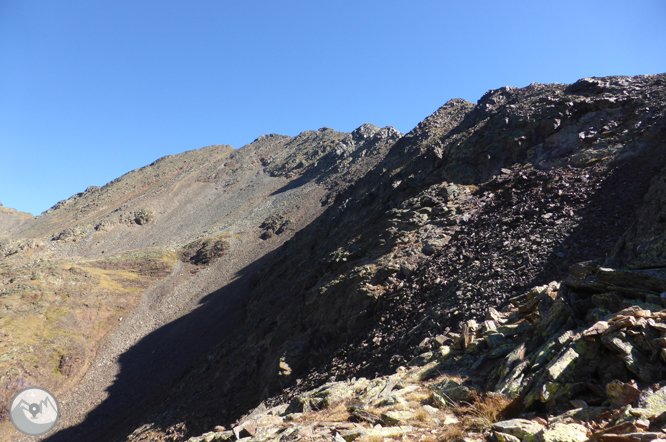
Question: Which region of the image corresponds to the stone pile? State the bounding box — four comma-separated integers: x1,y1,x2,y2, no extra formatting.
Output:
185,368,464,442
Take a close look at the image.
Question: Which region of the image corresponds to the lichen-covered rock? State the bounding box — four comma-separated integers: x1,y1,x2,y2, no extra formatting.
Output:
380,410,415,426
636,386,666,418
601,331,658,382
339,427,365,441
495,365,527,399
429,378,473,407
493,419,545,442
550,407,610,425
607,380,641,408
536,297,574,338
408,351,434,366
537,423,588,442
524,338,600,409
496,432,523,442
180,235,230,265
364,426,414,438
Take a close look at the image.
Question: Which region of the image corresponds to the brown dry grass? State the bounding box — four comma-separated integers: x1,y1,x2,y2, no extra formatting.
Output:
415,409,430,422
315,403,350,423
439,423,465,442
406,391,431,403
450,390,511,433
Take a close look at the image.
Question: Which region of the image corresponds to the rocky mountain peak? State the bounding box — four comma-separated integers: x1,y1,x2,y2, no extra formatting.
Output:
351,123,381,141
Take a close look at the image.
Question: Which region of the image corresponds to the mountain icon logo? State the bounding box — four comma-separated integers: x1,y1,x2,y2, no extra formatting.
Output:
9,387,60,436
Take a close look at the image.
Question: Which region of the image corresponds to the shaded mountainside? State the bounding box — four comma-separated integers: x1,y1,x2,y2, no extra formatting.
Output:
2,73,666,442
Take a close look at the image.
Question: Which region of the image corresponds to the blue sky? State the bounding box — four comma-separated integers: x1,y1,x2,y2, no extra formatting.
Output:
1,1,665,216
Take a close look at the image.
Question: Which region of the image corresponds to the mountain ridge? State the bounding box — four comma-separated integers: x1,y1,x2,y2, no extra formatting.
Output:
1,73,665,442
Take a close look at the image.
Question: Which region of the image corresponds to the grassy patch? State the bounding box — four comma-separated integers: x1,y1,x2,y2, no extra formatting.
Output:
0,246,177,398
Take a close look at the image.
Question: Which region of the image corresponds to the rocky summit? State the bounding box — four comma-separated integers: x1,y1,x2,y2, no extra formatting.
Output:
1,74,666,442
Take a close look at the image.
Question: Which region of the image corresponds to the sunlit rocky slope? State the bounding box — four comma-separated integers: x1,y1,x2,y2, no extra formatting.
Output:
2,74,666,442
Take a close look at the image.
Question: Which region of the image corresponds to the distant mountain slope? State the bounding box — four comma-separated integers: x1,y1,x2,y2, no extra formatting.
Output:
0,205,33,236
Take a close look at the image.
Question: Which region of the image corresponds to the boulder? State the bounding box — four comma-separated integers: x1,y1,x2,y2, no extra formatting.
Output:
495,361,530,398
530,331,574,372
537,423,588,442
524,339,600,409
601,332,658,382
489,343,519,359
484,332,508,348
408,351,434,366
429,378,473,407
496,432,523,442
134,208,153,225
381,410,415,426
597,268,666,294
550,407,610,424
364,426,414,438
582,320,610,339
606,380,641,408
636,386,666,418
536,297,574,338
493,419,545,442
339,427,366,442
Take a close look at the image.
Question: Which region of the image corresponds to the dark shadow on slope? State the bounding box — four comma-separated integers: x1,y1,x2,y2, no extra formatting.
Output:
270,174,311,196
533,152,666,282
43,249,279,442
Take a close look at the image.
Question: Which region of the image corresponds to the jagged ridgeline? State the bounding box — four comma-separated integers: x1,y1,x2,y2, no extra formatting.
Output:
1,74,665,442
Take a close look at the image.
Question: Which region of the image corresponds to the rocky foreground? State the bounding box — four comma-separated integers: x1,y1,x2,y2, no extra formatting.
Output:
178,267,666,442
2,74,666,441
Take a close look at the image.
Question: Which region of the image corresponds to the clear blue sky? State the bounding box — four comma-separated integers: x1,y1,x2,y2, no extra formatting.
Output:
1,1,665,215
